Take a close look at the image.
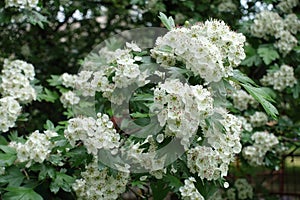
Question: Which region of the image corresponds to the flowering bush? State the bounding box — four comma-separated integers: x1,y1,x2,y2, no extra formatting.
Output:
0,0,300,199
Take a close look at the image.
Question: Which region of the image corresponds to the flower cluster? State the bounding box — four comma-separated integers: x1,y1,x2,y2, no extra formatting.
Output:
237,116,253,132
121,137,166,173
64,113,120,156
234,179,253,199
151,79,213,149
249,111,268,127
179,177,204,200
151,19,246,83
260,64,297,91
251,10,300,55
231,90,257,111
251,11,283,39
243,131,279,166
188,109,242,180
277,0,299,13
9,130,58,167
5,0,39,9
218,0,237,13
284,14,300,34
0,97,22,132
61,43,149,105
226,178,253,200
60,91,80,108
73,159,129,200
274,30,298,55
0,59,36,103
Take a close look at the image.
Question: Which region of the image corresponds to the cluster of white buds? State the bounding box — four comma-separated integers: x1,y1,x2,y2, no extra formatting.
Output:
243,131,279,166
151,19,246,83
1,59,36,103
260,64,297,91
5,0,39,9
179,177,204,200
9,130,58,167
73,159,129,200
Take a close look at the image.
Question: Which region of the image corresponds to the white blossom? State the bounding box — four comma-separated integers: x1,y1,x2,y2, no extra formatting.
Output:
9,130,58,167
0,97,22,132
1,59,36,103
261,64,297,91
64,113,120,156
151,19,246,83
73,159,129,200
243,131,279,166
249,111,268,127
5,0,39,9
179,177,204,200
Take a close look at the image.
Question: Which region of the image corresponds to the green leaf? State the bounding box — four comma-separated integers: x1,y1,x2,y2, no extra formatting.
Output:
0,136,8,145
25,10,48,29
43,120,55,131
38,88,59,103
47,75,62,87
0,145,16,154
292,81,300,99
50,172,75,194
165,175,183,192
242,84,278,119
0,166,25,187
131,93,154,101
3,187,43,200
65,146,91,167
257,46,279,65
130,112,151,118
38,164,56,180
0,154,16,166
150,180,170,200
0,145,17,166
241,45,262,67
230,70,257,85
158,12,175,30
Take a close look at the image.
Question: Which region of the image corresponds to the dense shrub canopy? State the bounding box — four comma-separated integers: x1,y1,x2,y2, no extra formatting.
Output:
0,0,300,199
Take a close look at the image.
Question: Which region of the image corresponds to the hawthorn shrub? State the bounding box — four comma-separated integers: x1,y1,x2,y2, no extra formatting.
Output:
0,0,299,199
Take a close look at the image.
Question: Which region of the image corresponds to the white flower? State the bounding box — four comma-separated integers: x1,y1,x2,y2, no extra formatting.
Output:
243,131,279,166
60,91,80,108
0,97,22,132
179,177,204,200
72,159,129,200
234,178,253,200
9,130,58,167
5,0,39,9
126,42,142,52
249,111,268,127
232,90,257,111
261,64,297,91
1,59,36,103
64,113,120,156
152,19,246,83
